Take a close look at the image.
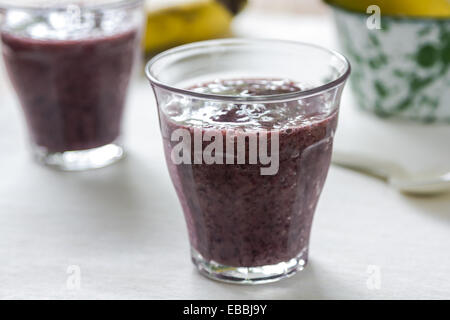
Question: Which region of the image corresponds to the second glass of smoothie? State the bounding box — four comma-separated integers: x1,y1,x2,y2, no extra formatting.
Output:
146,39,350,284
0,0,144,170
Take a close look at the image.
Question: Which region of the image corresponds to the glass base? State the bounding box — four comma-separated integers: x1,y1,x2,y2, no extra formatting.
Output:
191,247,307,285
32,142,125,171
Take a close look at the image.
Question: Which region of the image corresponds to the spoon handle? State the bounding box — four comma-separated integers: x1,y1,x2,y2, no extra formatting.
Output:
332,150,406,181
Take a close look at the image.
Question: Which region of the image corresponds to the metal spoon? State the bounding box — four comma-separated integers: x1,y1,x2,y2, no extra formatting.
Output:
332,151,450,195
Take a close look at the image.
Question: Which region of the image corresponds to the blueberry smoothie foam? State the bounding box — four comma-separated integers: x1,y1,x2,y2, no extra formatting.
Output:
1,11,139,152
160,79,338,268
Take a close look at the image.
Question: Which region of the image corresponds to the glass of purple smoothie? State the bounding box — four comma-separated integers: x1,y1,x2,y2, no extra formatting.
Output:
0,0,143,170
146,39,350,284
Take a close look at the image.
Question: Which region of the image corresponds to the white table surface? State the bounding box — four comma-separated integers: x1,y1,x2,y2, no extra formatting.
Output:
1,10,450,300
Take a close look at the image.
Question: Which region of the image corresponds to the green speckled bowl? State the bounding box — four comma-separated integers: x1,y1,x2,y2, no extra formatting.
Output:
327,3,450,123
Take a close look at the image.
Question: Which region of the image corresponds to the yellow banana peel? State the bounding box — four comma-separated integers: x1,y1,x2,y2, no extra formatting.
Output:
143,0,233,57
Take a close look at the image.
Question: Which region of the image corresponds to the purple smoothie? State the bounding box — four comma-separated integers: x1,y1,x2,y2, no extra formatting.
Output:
1,28,138,152
159,79,338,267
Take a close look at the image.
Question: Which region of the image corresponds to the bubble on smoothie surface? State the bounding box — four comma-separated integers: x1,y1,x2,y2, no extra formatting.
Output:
3,4,135,40
164,79,333,131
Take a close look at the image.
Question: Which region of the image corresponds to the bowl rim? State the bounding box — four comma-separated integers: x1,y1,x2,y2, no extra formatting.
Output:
324,0,450,21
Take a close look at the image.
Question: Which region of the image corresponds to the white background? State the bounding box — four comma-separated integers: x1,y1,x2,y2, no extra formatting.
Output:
0,9,449,299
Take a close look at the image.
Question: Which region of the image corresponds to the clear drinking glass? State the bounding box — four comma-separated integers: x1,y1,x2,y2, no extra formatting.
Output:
0,0,144,170
146,39,350,284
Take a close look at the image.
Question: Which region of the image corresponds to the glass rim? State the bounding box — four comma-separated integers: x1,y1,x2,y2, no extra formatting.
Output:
0,0,143,11
145,38,351,103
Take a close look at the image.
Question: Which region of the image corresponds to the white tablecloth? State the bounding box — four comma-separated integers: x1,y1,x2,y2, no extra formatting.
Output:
1,10,449,300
